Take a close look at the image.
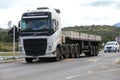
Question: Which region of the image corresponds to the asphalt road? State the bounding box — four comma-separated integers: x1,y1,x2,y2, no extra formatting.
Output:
0,51,120,80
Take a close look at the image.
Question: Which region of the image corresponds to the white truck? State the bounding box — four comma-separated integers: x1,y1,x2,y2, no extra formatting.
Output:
18,7,101,63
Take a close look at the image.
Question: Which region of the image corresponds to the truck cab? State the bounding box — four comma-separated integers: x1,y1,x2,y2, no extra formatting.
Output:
19,7,62,62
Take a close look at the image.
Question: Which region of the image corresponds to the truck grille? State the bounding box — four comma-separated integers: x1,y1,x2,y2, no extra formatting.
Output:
23,39,47,56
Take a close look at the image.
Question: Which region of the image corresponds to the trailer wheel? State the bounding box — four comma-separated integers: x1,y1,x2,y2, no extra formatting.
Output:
75,52,79,58
95,50,98,56
90,47,94,56
75,45,80,58
95,47,99,56
70,51,75,58
64,51,69,58
92,46,96,56
69,45,75,58
25,58,33,63
62,45,69,58
54,47,61,61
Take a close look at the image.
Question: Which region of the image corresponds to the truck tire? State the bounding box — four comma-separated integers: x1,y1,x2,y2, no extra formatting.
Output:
75,45,80,58
69,45,75,58
25,58,33,63
75,52,79,58
54,47,61,61
92,46,96,56
95,50,98,56
95,47,99,56
91,47,94,56
90,46,96,56
70,51,75,58
64,51,69,58
62,45,69,58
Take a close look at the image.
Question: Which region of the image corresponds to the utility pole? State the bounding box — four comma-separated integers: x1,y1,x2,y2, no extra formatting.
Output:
8,21,15,59
8,21,16,59
13,26,15,59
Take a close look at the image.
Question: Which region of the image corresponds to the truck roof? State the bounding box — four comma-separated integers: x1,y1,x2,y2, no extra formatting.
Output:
27,7,60,14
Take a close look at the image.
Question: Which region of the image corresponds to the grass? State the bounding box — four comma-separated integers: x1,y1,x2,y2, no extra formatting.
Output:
0,43,12,51
0,42,20,56
0,52,20,56
0,42,19,52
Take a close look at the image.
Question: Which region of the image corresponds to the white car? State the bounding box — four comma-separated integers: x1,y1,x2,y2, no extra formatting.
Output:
104,41,120,53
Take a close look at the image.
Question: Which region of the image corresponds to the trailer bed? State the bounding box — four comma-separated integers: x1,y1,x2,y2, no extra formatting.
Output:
62,31,101,42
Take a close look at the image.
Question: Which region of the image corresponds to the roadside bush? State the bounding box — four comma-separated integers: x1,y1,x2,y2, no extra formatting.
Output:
0,42,19,52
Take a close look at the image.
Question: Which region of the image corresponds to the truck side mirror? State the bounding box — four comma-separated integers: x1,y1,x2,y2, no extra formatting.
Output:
52,19,58,31
18,21,21,28
52,19,56,31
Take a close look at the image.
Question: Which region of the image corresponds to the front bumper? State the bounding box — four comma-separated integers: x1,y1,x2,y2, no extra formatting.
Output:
20,54,56,58
104,48,116,52
20,51,56,58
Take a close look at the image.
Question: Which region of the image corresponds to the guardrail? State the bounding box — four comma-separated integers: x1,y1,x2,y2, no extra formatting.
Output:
0,52,21,63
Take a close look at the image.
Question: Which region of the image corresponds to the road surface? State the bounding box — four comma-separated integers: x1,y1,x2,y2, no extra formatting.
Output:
0,51,120,80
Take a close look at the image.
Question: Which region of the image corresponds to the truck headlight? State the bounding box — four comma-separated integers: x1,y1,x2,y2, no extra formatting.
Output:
48,43,53,51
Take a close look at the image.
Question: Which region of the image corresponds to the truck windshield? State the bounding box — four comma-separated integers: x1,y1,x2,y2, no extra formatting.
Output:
21,18,50,31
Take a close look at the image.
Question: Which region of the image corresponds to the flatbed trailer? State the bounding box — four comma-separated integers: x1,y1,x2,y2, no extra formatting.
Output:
61,31,101,58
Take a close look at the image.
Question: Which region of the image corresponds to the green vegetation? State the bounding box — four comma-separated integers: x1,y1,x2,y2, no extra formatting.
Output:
0,28,18,52
0,52,20,56
0,28,11,42
63,25,120,43
0,25,120,52
0,42,18,52
0,43,13,51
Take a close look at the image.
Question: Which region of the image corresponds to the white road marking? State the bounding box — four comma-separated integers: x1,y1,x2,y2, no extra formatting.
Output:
88,58,100,62
66,70,94,79
66,75,80,79
66,68,120,79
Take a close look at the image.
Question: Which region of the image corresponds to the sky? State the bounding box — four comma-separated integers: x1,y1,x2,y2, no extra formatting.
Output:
1,0,120,29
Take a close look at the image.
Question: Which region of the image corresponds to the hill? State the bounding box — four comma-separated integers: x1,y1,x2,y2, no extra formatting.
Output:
62,25,120,43
0,25,120,43
113,23,120,27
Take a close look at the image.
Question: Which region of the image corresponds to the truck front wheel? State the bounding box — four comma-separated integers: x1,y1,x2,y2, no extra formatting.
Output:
25,58,33,63
54,47,61,61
